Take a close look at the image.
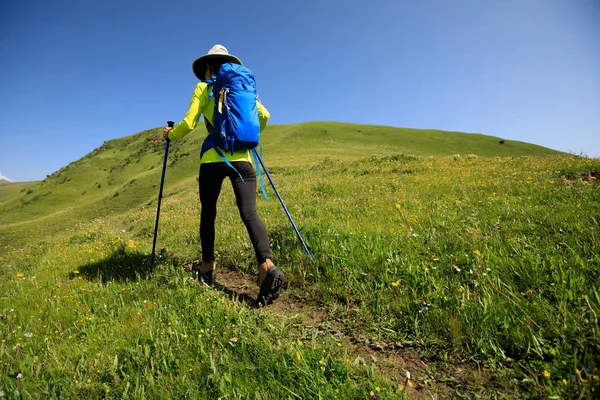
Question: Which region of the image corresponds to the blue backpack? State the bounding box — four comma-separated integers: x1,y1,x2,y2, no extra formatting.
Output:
202,62,268,198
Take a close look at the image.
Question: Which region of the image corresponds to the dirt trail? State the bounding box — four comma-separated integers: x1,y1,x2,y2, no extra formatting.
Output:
193,268,502,399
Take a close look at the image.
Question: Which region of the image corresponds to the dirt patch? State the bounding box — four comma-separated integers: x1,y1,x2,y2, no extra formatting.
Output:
562,170,599,185
581,170,599,184
346,341,444,399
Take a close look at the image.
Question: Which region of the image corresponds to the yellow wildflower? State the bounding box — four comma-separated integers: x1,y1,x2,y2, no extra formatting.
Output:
543,370,550,378
391,281,400,287
16,273,24,278
473,250,481,255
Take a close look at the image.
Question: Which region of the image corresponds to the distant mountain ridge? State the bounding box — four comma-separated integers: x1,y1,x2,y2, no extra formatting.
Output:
0,172,13,183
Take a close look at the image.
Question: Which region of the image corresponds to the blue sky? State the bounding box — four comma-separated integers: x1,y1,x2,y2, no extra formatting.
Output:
1,0,599,182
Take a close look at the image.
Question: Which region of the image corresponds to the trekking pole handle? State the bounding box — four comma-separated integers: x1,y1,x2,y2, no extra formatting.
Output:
165,121,174,142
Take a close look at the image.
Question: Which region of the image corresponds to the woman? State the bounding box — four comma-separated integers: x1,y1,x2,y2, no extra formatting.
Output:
163,44,285,306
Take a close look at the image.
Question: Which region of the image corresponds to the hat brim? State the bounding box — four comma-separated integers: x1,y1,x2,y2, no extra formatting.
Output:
192,54,243,80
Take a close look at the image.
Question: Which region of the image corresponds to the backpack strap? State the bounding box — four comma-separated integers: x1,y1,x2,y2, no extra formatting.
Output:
204,144,268,202
204,77,216,100
212,145,246,184
201,119,242,182
252,147,268,200
201,138,268,201
216,87,234,154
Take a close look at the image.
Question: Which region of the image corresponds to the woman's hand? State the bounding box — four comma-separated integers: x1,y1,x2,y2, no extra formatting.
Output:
163,126,172,140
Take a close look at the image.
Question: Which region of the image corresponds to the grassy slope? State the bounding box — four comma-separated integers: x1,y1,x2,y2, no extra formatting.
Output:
1,152,598,398
6,122,596,398
263,122,557,164
0,128,199,249
0,122,559,250
0,181,37,201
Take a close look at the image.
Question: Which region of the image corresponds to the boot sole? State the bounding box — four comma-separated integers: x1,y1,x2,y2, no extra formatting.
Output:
257,266,285,306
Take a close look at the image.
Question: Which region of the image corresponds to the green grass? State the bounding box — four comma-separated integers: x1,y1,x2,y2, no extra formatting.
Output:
2,122,598,398
0,223,403,399
0,181,37,201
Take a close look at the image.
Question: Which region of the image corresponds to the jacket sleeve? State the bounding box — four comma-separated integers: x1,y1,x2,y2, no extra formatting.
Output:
168,82,209,141
257,101,270,132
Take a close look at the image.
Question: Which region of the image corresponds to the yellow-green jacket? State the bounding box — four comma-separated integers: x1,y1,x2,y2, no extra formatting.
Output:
167,81,270,163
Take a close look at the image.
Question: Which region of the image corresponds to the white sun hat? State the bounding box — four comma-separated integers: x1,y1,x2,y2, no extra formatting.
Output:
192,44,243,80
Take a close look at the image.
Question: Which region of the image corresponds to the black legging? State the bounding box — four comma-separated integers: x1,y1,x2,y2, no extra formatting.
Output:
199,161,271,264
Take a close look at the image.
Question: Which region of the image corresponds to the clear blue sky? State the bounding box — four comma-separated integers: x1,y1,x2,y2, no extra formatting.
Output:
1,0,599,182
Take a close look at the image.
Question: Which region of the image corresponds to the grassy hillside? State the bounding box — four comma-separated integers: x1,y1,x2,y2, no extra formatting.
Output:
6,122,597,398
0,122,560,250
264,122,559,164
0,181,37,201
1,150,598,398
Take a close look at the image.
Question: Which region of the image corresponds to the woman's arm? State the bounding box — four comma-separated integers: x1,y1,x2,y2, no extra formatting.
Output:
257,101,270,132
167,82,209,141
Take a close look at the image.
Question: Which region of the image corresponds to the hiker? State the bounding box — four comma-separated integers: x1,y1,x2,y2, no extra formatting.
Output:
162,44,285,306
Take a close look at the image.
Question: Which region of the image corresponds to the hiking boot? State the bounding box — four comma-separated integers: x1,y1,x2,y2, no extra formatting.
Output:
191,262,216,285
257,266,286,307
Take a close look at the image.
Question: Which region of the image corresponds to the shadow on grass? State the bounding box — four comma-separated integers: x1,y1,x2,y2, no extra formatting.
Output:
213,281,257,308
74,248,178,283
76,247,260,307
184,261,258,307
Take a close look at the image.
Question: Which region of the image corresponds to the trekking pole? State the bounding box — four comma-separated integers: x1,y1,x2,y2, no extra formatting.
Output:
252,149,315,264
150,121,174,272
